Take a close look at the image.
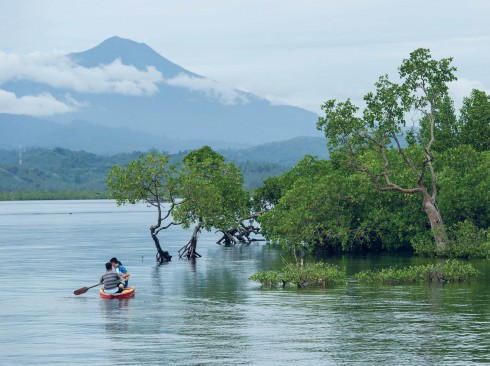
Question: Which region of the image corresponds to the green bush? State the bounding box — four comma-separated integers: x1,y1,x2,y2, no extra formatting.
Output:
250,262,347,288
354,259,481,284
412,220,490,259
249,271,282,287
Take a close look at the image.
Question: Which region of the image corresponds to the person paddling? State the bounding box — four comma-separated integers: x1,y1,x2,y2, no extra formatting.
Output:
100,262,124,294
110,257,130,288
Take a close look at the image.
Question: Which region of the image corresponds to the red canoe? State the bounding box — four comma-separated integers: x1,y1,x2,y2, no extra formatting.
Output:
100,287,135,299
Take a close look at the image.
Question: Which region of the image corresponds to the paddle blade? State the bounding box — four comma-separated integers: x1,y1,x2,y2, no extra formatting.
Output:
74,287,89,295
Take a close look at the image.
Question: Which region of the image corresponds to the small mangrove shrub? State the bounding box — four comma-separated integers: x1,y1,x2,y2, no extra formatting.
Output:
354,259,481,284
250,262,347,288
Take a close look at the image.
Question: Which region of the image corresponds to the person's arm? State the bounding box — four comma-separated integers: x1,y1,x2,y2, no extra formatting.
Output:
120,266,130,280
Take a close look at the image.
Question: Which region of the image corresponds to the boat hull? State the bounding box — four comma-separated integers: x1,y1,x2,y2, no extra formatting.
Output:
100,287,135,299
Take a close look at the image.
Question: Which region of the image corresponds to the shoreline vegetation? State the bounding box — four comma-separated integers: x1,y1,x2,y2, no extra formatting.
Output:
250,259,481,288
0,191,109,201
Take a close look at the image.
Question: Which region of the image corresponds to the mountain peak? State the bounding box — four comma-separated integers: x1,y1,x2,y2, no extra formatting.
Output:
70,36,198,78
97,36,145,49
2,36,320,148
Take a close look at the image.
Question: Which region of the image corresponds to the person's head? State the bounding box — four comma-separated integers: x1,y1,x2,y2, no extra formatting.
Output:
105,262,112,270
110,257,119,267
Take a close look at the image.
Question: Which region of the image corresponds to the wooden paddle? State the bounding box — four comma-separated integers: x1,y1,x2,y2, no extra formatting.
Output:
74,283,101,295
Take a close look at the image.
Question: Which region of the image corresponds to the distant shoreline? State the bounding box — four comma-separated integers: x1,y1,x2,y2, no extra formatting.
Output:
0,191,109,201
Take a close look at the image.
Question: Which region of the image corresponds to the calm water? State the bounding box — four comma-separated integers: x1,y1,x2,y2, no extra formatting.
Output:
0,200,489,365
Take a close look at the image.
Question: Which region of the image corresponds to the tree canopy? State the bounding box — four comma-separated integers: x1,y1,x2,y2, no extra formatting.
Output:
316,48,458,252
107,151,178,262
258,50,488,259
106,147,250,260
174,146,250,258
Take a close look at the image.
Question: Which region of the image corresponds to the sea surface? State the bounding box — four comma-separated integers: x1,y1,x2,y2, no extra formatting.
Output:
0,200,488,365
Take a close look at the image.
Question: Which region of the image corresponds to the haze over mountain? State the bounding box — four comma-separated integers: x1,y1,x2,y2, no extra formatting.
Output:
0,36,322,153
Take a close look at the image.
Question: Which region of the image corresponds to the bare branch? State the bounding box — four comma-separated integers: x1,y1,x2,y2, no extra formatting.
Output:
156,221,183,233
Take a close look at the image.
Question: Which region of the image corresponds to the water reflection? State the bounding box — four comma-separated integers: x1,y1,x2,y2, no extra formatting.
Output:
151,264,166,295
100,298,132,336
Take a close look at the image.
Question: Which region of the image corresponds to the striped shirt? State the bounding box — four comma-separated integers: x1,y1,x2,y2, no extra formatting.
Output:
100,270,122,291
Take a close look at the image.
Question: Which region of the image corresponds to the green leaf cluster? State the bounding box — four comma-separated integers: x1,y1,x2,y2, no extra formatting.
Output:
107,151,177,206
257,154,428,254
412,220,490,259
250,262,347,288
106,147,250,234
354,259,481,284
172,146,250,232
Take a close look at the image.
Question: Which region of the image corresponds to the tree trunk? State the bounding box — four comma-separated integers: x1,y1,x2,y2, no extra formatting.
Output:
216,222,261,245
217,229,238,245
188,224,201,258
421,190,447,252
151,228,172,263
178,223,202,259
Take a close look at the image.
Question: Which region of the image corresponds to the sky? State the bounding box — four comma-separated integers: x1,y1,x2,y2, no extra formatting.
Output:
0,0,489,116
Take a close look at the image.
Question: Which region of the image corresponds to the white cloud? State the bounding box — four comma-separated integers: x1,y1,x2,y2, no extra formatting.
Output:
0,52,164,96
0,51,166,116
0,51,253,116
0,89,78,116
166,73,250,105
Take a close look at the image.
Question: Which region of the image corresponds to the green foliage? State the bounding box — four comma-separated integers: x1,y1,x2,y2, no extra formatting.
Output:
317,48,456,190
259,170,368,253
249,270,282,287
355,259,481,284
459,89,490,152
399,48,457,105
251,175,283,212
250,262,347,288
412,220,490,259
419,95,459,152
172,146,250,232
252,156,331,212
316,48,459,251
437,147,490,228
107,151,177,206
258,153,428,254
257,50,488,257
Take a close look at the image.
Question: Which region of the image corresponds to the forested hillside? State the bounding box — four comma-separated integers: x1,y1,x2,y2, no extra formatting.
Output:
0,147,291,200
220,136,329,165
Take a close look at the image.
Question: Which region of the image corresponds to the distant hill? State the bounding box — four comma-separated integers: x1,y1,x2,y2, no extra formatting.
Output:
0,137,330,195
1,36,321,151
0,114,252,153
220,136,329,165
